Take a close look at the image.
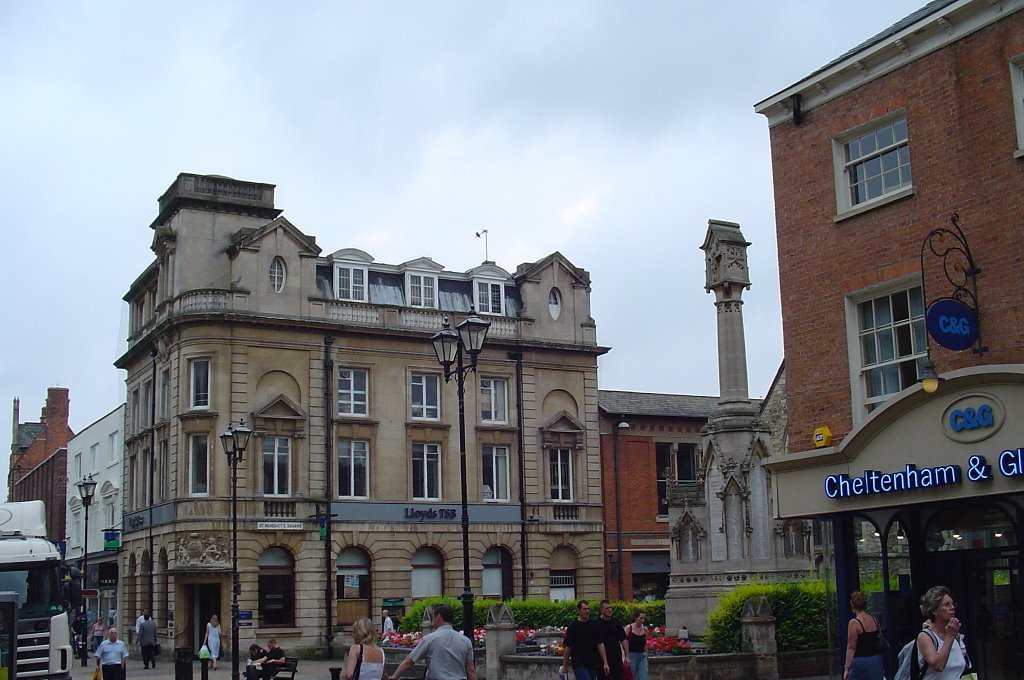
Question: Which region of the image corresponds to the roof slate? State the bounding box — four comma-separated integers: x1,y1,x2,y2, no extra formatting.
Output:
598,390,719,419
17,422,45,450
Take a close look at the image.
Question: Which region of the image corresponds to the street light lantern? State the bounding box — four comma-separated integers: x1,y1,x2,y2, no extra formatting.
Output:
232,420,253,452
430,307,490,640
431,319,460,371
220,419,251,680
921,359,942,394
76,475,96,666
77,475,97,504
456,309,490,359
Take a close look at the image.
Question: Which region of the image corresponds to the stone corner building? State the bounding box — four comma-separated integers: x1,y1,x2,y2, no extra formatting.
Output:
115,173,608,654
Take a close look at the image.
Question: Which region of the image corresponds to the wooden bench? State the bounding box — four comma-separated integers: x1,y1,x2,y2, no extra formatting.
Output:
270,657,299,680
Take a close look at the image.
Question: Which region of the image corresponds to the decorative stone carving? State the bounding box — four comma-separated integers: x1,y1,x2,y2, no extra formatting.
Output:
175,532,229,568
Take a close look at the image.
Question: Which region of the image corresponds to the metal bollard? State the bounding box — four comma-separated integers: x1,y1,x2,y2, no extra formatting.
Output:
200,657,210,680
175,647,194,680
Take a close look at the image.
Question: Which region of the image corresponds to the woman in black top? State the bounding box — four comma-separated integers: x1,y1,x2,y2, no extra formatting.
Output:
624,609,648,680
843,591,884,680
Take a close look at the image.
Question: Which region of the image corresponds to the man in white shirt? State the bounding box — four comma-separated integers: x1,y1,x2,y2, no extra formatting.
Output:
134,609,148,643
382,609,395,636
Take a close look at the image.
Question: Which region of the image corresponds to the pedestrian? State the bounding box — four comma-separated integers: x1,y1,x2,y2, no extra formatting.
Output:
108,607,117,628
561,600,610,680
344,617,386,680
91,619,107,653
843,591,884,680
389,604,477,680
138,611,158,669
917,586,968,679
624,610,649,680
134,608,148,644
204,614,222,670
95,628,129,680
595,600,628,680
382,609,395,636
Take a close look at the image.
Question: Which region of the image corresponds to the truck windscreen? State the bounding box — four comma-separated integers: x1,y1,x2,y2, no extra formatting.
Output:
0,565,62,618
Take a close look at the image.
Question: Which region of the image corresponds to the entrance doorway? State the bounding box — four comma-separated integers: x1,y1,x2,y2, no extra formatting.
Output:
185,584,221,653
922,504,1021,680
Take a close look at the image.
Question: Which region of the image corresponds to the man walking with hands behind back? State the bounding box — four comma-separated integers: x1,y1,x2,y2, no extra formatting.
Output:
595,600,628,680
389,604,477,680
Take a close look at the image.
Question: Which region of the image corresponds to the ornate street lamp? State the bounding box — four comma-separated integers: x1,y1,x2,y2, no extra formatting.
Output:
430,308,490,639
76,475,97,666
220,420,252,680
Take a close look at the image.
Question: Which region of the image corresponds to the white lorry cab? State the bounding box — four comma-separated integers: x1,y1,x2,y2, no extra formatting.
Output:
0,500,81,680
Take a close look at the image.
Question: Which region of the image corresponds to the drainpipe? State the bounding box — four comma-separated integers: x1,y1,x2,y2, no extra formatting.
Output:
508,351,526,598
323,337,334,659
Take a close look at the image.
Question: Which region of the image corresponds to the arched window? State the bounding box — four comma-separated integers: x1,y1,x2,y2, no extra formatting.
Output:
482,546,514,600
411,547,443,598
925,505,1016,552
336,547,371,625
549,546,577,602
258,547,294,626
853,516,882,593
269,257,286,293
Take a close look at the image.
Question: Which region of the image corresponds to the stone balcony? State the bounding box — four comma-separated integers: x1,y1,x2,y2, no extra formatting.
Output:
128,289,527,346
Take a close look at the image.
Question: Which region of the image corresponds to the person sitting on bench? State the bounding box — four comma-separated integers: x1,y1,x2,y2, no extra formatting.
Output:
246,638,286,680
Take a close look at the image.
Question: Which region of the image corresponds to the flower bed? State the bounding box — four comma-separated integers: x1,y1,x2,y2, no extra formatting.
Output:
381,626,692,656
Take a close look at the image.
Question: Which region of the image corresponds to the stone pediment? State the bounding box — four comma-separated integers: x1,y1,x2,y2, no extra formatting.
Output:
539,410,585,433
253,395,307,422
514,251,590,287
233,216,321,257
399,256,444,273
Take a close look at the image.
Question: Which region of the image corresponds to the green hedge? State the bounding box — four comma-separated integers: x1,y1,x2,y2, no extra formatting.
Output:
398,597,665,632
704,581,828,653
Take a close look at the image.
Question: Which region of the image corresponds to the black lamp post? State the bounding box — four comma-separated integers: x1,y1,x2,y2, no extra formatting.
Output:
76,474,97,666
431,308,490,639
220,420,253,680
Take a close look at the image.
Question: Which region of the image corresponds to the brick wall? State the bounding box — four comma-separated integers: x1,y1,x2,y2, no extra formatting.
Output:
769,13,1024,448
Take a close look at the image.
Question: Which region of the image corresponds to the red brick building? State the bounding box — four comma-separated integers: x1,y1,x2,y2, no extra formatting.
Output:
757,0,1024,674
598,391,715,601
9,387,75,543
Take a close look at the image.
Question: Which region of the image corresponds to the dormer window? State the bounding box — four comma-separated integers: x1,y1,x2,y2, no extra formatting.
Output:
407,273,436,308
335,264,367,302
476,281,504,315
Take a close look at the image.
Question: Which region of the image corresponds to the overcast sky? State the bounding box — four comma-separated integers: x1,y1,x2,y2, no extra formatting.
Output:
1,1,925,493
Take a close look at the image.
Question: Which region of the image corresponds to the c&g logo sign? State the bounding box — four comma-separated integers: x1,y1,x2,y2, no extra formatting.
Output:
941,394,1004,444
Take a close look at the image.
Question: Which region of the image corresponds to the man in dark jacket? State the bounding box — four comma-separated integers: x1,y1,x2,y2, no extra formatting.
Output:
561,600,610,680
596,600,628,680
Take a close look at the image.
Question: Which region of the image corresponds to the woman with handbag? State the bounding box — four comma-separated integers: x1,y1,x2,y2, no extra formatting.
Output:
203,615,222,670
843,591,884,680
344,618,385,680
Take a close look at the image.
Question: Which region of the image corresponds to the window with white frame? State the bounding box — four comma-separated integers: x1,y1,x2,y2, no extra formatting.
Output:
407,273,436,308
338,367,369,416
335,264,367,302
90,444,99,474
1010,55,1024,154
105,499,116,528
836,115,911,212
108,432,118,462
479,378,508,424
482,445,509,501
549,448,572,501
72,511,82,549
337,439,369,498
410,373,440,420
190,359,210,410
851,284,927,416
262,436,291,496
476,281,504,315
189,433,209,495
73,452,82,479
269,256,286,293
412,442,441,500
